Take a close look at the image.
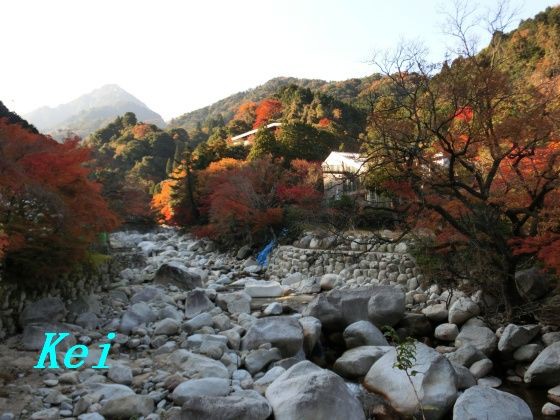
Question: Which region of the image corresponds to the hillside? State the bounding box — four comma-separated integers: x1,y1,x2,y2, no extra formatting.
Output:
24,84,166,140
168,75,383,132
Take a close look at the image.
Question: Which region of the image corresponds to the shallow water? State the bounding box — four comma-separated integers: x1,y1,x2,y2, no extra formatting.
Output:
500,384,550,420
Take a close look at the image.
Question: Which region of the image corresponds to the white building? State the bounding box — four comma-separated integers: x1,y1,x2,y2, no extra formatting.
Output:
230,122,283,146
321,152,367,199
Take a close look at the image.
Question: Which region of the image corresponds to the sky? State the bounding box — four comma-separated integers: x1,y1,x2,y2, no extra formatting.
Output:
1,0,558,121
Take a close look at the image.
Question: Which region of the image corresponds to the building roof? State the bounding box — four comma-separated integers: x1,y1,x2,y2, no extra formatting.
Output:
322,151,366,173
231,122,283,142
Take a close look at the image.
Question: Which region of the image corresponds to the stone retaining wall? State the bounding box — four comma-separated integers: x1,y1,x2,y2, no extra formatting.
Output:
267,240,423,289
0,252,129,338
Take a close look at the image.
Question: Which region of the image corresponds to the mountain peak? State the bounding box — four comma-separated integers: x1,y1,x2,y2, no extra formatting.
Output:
24,85,165,138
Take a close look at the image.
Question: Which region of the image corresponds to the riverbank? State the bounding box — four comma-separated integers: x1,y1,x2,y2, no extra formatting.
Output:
0,227,558,419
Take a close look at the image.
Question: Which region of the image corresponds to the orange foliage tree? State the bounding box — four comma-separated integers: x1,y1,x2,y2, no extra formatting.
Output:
365,43,560,316
253,99,283,128
0,119,119,285
152,157,322,247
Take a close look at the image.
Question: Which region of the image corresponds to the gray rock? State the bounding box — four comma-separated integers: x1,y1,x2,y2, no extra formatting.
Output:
498,324,540,352
216,292,251,314
524,341,560,386
513,343,543,362
166,349,229,379
367,285,405,327
100,394,154,418
253,366,286,394
170,378,231,405
282,272,303,286
320,274,339,290
364,342,458,420
469,358,493,379
515,267,555,301
154,262,202,290
477,376,502,387
266,361,365,420
108,364,133,385
453,386,531,420
130,286,164,304
244,280,283,298
244,348,282,374
75,312,100,330
343,320,389,348
422,303,449,322
78,413,104,420
68,294,101,316
333,346,391,378
154,318,180,336
445,344,487,367
179,391,272,420
435,323,459,341
30,408,59,420
85,383,135,403
237,245,252,260
119,302,157,334
20,297,66,327
242,316,303,357
184,289,215,319
263,302,283,316
399,313,432,337
448,297,480,325
542,402,560,416
22,322,76,351
455,325,497,356
298,316,322,356
184,313,214,332
543,332,560,347
451,362,477,390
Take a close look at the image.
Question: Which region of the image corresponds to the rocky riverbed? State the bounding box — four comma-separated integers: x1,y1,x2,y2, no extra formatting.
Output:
0,227,559,419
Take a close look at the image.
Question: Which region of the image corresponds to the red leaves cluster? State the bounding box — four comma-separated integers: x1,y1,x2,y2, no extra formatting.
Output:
253,99,283,128
0,119,119,283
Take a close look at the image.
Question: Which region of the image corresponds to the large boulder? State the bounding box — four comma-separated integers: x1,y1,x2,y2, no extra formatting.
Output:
524,341,560,386
455,325,497,356
367,285,405,327
448,298,480,325
515,267,555,301
364,342,458,420
153,262,202,290
453,386,532,420
497,324,540,353
343,320,389,348
19,297,66,327
179,391,271,420
242,316,303,357
333,346,391,378
265,361,365,420
303,287,374,331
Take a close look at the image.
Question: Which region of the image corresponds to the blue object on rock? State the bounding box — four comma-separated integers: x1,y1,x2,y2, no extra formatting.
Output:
257,239,276,267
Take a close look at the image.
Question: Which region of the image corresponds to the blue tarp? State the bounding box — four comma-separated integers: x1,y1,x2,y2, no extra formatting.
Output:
256,239,276,267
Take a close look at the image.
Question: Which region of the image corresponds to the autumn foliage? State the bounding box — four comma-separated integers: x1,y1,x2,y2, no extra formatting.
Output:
152,157,322,246
0,119,119,284
253,99,283,128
